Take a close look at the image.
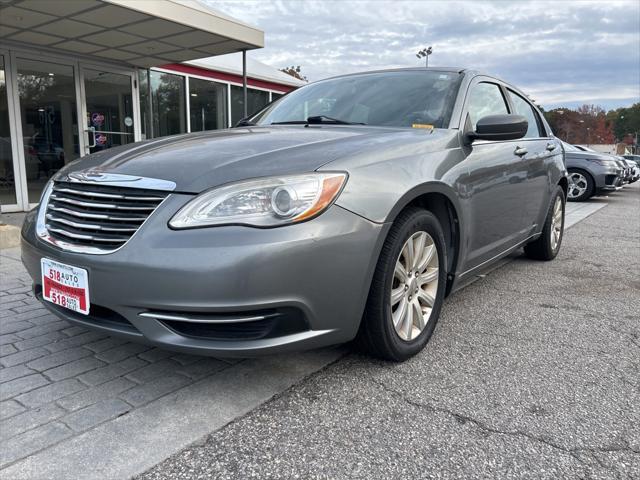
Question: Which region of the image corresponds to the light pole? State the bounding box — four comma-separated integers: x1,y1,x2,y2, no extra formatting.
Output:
416,47,433,67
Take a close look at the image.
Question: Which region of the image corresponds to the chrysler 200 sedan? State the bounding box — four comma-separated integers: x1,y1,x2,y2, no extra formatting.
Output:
21,68,567,361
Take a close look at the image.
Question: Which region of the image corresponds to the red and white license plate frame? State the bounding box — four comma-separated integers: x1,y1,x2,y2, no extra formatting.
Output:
41,258,90,315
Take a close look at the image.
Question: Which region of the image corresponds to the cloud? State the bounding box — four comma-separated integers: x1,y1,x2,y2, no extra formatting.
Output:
204,0,640,109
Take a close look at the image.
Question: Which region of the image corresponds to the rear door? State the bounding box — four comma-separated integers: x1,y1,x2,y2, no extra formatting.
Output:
458,79,529,271
505,89,556,234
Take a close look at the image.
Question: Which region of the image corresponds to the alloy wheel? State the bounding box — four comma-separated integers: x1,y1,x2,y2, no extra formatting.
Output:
391,231,439,341
568,172,588,199
550,196,563,251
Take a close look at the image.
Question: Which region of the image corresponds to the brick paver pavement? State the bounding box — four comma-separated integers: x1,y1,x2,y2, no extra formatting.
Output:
0,247,232,469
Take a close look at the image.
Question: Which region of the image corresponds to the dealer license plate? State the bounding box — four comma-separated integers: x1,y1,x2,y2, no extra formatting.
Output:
41,258,90,315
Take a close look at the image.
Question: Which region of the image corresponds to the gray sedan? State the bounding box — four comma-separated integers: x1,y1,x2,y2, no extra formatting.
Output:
563,142,624,201
21,68,567,361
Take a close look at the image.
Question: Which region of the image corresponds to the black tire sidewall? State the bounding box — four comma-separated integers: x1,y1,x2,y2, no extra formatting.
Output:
380,210,447,359
548,187,566,258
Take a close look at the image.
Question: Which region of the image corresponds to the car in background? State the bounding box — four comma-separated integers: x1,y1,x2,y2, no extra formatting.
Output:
621,158,639,183
563,142,623,201
573,145,634,184
622,154,640,168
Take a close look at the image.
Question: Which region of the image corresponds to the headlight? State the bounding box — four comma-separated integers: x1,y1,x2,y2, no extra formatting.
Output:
589,159,618,167
169,172,347,229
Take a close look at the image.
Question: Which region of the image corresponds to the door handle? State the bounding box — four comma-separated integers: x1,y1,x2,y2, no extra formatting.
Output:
546,143,556,151
86,126,96,148
514,146,528,157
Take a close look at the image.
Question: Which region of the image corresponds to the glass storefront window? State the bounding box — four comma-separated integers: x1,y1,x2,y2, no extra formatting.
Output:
272,92,285,101
150,70,186,137
0,55,16,207
189,77,227,132
230,85,269,126
17,58,79,204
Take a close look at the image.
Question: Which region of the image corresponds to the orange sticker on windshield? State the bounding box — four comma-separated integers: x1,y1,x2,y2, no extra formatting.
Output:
412,124,434,130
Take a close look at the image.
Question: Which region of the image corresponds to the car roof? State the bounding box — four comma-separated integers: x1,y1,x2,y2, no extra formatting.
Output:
315,67,525,95
318,67,482,81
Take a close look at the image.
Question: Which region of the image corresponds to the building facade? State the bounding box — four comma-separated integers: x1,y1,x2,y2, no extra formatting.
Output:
0,0,303,212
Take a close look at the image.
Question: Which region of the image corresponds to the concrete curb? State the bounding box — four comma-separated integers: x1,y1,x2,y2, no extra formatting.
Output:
0,224,21,249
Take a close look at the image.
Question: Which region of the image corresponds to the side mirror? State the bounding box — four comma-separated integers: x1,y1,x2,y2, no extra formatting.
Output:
466,114,528,142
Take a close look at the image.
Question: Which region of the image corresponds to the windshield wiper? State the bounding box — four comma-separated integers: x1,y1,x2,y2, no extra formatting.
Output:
235,118,256,127
270,116,366,126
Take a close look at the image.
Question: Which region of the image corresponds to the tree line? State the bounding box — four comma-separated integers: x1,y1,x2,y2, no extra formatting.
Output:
542,103,639,146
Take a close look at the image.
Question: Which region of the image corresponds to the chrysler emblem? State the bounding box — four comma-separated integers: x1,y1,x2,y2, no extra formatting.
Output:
67,171,141,183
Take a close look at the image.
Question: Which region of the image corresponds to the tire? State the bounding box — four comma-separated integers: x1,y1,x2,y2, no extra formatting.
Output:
524,186,565,261
357,207,447,362
567,169,594,202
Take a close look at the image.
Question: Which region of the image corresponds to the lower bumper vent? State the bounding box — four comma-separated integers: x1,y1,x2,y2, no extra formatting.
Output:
141,308,307,341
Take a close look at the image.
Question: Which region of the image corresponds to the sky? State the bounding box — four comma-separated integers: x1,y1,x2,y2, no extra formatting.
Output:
204,0,640,111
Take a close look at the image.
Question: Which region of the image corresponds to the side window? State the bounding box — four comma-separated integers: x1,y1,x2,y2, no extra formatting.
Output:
507,90,542,138
466,82,508,130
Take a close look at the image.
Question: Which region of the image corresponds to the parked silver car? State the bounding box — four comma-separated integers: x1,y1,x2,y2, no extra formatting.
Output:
22,68,567,361
622,154,640,168
621,158,639,183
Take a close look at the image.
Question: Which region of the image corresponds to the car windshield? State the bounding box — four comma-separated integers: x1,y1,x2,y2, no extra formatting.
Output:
251,70,462,129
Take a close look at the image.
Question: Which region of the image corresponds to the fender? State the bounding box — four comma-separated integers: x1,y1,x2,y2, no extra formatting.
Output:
383,180,464,226
382,181,465,295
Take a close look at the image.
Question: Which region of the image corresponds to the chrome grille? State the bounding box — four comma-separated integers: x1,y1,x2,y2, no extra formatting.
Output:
42,181,168,253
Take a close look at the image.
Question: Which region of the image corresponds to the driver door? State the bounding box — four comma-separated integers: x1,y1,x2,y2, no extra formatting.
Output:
458,80,529,271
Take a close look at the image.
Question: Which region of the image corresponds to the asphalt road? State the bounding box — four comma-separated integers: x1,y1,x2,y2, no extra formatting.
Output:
139,184,639,480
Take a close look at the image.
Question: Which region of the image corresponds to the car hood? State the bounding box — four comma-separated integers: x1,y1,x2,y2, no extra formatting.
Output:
56,125,452,192
564,150,614,162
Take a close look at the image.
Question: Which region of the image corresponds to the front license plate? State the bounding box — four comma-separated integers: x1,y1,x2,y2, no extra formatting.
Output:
41,258,90,315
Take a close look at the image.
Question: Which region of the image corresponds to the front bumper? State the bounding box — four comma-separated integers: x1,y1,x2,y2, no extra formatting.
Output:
596,166,624,191
601,175,623,191
21,197,387,357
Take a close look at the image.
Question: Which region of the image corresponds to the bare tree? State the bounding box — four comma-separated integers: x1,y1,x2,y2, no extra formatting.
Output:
280,66,307,82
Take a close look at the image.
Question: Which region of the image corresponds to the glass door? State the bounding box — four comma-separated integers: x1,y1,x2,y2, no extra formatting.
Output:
0,52,18,209
15,57,81,205
81,68,136,156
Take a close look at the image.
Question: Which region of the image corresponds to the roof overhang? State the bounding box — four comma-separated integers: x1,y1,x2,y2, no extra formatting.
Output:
0,0,264,68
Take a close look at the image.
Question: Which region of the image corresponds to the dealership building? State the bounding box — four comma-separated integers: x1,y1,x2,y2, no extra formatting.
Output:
0,0,305,212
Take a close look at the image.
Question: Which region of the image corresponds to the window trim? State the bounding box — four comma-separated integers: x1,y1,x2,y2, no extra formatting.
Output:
505,88,548,139
462,79,511,136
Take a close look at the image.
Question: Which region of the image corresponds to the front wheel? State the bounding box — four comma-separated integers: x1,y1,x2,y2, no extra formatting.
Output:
567,169,594,201
357,208,447,362
524,186,565,261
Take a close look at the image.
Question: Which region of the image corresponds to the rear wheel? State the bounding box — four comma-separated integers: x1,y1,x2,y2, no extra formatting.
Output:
567,169,594,201
358,208,446,362
524,186,565,261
